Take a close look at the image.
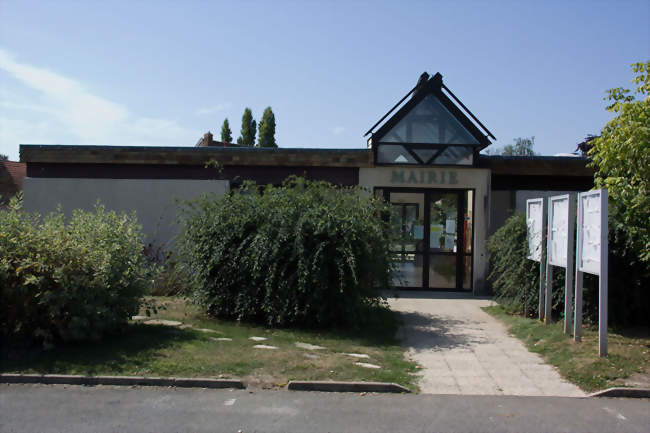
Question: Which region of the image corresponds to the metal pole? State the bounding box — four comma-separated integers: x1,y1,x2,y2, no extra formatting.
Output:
544,197,553,325
564,194,576,335
599,189,608,357
574,192,584,342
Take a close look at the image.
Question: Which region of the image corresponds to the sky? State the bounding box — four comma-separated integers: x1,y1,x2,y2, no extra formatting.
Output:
0,0,648,161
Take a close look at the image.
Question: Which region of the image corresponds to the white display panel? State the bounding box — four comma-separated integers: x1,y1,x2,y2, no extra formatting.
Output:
549,195,570,267
526,198,544,262
578,191,603,275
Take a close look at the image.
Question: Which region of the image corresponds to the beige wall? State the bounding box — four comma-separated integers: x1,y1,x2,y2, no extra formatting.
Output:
359,166,491,294
23,178,229,249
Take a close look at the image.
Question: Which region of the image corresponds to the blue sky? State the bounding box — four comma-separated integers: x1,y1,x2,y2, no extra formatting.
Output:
1,0,648,160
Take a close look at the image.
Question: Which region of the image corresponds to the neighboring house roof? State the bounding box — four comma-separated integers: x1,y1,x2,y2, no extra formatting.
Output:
0,159,26,204
2,160,26,189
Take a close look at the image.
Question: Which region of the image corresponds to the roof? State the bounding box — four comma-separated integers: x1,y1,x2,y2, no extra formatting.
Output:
0,159,26,189
20,145,373,168
365,72,495,150
477,154,594,177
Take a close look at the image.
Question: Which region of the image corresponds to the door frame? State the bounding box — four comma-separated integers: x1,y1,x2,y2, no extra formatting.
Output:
379,186,475,291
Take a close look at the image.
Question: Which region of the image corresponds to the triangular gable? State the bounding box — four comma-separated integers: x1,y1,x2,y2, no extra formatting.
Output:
368,73,493,150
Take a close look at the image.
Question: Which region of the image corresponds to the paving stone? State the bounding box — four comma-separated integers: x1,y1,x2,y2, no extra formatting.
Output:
249,336,267,341
295,342,325,350
344,353,370,359
304,353,320,359
209,337,232,342
179,324,193,329
354,362,381,369
253,344,277,350
131,315,148,321
142,319,183,327
196,328,220,334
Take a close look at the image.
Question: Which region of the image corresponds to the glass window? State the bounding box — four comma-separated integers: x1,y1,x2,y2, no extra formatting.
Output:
412,148,440,163
463,256,472,289
378,94,479,145
392,254,424,287
429,255,456,289
376,144,419,164
432,146,474,165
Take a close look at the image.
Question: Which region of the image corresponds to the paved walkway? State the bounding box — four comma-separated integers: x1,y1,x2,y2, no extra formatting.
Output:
388,292,585,397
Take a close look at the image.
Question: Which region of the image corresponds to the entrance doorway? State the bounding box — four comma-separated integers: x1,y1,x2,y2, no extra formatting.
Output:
376,188,474,290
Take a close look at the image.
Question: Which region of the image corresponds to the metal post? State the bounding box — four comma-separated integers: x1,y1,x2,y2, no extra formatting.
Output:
599,190,608,357
538,200,547,321
574,193,584,342
564,194,576,334
544,197,553,325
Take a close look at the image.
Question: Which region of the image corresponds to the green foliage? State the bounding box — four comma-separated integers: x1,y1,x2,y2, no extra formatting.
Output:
220,118,233,143
0,154,8,161
589,61,650,261
0,197,151,346
488,213,649,326
178,177,393,328
237,108,256,146
487,213,563,318
257,106,277,147
484,137,536,156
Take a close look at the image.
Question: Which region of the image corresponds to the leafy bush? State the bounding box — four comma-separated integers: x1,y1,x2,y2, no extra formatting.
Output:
144,244,190,297
0,197,150,346
488,213,650,326
487,213,564,318
178,177,393,328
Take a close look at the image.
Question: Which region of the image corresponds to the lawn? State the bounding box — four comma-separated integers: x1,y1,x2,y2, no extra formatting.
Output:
1,297,419,391
483,305,650,392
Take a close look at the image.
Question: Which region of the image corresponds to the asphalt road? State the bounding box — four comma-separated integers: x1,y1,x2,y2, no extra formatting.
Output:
1,384,648,433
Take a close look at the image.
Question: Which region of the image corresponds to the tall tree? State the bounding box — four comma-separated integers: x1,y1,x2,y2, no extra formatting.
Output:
590,61,650,261
501,137,536,156
236,108,256,146
257,107,277,147
220,118,233,143
0,154,8,161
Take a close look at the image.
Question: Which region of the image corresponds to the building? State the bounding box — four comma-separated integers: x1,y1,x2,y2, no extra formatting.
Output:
0,159,26,206
19,72,593,295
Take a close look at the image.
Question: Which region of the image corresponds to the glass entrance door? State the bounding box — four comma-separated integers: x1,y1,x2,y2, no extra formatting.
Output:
383,188,473,290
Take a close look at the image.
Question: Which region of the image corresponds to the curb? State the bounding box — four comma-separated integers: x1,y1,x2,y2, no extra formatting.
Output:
0,374,244,389
588,387,650,398
287,380,410,393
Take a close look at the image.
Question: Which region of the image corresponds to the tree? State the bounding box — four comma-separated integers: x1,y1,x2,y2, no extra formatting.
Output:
501,137,536,156
0,154,8,161
236,108,256,146
483,137,536,156
590,61,650,261
257,107,277,147
220,118,233,143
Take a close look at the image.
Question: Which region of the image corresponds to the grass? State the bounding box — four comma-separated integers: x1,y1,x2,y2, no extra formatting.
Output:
1,297,419,391
483,305,650,392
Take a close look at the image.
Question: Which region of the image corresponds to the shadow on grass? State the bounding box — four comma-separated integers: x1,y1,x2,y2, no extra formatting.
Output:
0,324,198,376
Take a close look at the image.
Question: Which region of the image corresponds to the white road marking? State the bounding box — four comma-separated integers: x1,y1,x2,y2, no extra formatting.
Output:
224,398,236,406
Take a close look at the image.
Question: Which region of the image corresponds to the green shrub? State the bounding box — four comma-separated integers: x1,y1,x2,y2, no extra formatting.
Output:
0,197,151,346
144,244,190,297
487,213,564,318
488,213,650,326
178,176,393,328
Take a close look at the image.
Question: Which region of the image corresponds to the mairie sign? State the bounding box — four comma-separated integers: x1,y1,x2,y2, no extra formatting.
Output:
390,169,458,185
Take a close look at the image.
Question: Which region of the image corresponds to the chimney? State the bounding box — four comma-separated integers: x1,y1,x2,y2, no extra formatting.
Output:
195,131,214,147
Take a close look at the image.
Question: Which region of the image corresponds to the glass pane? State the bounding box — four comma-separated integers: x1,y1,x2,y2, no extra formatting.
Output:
378,94,479,145
429,193,458,253
412,148,440,163
464,190,473,254
390,192,425,254
463,255,472,290
429,255,456,289
392,253,423,287
374,188,384,200
377,144,418,164
432,146,474,165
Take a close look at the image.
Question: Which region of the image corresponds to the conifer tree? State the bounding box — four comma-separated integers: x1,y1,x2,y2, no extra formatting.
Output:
237,108,256,146
257,107,277,147
220,118,233,143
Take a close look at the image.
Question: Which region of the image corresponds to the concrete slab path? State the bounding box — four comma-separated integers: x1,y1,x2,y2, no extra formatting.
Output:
388,292,586,397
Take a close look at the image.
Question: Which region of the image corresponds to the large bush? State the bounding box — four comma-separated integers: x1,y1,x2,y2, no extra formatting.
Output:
179,177,393,328
0,198,150,346
487,213,564,318
488,213,650,326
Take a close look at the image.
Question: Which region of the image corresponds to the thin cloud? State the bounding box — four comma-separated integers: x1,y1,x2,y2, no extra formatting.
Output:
0,48,198,155
195,103,231,116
